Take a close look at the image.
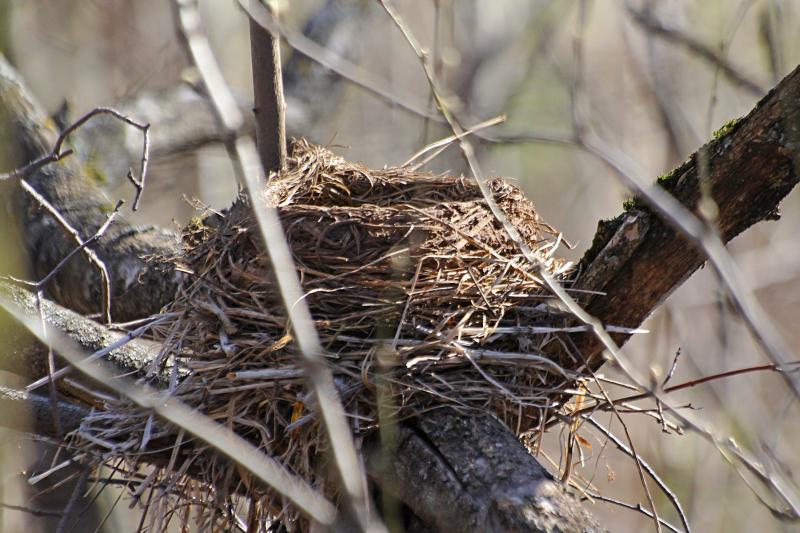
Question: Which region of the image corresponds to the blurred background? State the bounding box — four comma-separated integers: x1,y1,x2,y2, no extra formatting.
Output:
1,0,800,531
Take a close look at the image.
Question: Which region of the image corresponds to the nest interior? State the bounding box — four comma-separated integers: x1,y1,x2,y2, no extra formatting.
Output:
80,139,586,527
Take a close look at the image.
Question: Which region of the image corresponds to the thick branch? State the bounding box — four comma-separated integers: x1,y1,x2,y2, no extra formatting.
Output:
0,281,159,384
0,54,181,323
370,409,602,532
0,385,88,438
575,62,800,363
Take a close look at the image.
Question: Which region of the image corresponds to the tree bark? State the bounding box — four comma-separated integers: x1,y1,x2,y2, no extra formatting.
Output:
574,62,800,364
0,282,159,383
0,55,182,323
250,6,287,175
3,54,800,531
370,408,602,532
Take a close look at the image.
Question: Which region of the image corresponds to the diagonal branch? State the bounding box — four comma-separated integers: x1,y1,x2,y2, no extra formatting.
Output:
0,54,181,323
574,63,800,363
4,31,800,532
626,5,764,97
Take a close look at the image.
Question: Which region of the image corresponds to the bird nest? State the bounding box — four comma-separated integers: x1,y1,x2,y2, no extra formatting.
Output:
78,140,585,529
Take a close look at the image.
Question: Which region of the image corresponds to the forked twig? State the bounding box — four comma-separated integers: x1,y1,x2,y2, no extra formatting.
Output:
585,416,691,533
1,106,150,211
18,180,121,324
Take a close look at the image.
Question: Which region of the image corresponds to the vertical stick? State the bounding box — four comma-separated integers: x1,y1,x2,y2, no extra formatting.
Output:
249,5,287,177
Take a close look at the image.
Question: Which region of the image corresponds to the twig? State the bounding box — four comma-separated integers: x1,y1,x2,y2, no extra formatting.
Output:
585,416,691,533
25,313,171,393
174,2,380,530
582,491,683,533
0,502,62,518
663,348,681,386
18,180,118,324
0,107,150,211
626,5,764,96
575,361,800,418
403,114,506,168
0,292,339,527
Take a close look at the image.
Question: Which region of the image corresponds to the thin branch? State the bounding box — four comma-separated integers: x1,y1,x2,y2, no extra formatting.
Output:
0,292,340,528
0,502,62,519
18,180,115,324
174,2,380,529
582,491,682,533
24,313,174,393
626,5,764,96
567,361,800,420
585,416,691,533
0,107,150,210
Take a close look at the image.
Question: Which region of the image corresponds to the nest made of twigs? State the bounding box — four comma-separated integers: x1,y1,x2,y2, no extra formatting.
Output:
78,139,584,529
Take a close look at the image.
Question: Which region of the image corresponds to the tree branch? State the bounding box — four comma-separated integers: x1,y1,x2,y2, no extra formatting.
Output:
0,281,160,386
0,384,88,438
0,54,181,323
4,40,800,532
369,408,603,532
249,3,287,175
574,62,800,364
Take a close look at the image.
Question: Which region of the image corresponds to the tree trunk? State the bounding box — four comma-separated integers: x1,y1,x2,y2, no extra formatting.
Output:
2,52,800,531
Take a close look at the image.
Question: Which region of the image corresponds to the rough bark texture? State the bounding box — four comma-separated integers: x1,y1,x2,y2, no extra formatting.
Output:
0,282,160,385
0,55,182,323
374,409,603,532
3,52,800,532
573,62,800,363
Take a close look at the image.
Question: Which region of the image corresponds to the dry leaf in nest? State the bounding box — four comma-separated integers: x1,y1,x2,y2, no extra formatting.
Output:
78,139,581,528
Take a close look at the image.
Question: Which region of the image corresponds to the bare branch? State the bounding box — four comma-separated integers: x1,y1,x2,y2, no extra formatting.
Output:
585,417,691,533
0,54,181,323
174,3,379,529
582,491,683,533
237,0,439,121
0,290,340,528
0,281,161,384
248,3,287,174
0,105,151,211
0,385,88,437
626,5,764,97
